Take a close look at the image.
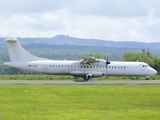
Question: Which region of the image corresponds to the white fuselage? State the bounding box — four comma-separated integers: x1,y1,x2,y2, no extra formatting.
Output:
3,37,157,80
4,59,157,78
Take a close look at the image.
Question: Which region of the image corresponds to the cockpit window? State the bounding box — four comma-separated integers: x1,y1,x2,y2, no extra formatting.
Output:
143,64,149,67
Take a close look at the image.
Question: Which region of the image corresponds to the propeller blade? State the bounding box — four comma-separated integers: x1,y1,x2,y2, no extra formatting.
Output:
105,56,111,69
106,56,111,65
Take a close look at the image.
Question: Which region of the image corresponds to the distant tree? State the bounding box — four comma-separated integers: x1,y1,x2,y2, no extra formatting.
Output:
142,49,145,55
90,53,103,59
82,53,103,59
123,49,160,74
10,67,20,75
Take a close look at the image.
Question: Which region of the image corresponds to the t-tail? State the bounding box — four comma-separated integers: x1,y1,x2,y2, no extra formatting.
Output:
5,37,44,62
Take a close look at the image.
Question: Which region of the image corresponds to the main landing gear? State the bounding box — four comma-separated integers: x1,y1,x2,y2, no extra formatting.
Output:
84,76,89,81
83,74,92,81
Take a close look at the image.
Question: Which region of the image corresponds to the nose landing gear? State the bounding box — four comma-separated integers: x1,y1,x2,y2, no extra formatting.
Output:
146,76,149,80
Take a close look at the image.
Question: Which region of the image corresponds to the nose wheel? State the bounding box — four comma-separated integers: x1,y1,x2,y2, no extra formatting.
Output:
146,76,149,80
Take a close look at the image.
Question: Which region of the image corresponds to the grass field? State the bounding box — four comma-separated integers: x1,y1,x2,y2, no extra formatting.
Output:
0,84,160,120
0,74,159,80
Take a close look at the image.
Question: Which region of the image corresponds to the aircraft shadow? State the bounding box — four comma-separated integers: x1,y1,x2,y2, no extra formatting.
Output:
74,80,88,82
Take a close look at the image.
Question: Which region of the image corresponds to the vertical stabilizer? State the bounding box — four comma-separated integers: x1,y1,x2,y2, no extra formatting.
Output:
5,37,44,62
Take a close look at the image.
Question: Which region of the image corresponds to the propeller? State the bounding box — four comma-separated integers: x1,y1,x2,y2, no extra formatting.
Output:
105,56,111,68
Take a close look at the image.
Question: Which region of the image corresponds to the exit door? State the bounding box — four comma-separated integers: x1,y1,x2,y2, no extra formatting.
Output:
42,65,47,73
123,66,127,71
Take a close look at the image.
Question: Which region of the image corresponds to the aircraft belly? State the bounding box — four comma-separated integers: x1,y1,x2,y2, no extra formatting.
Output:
70,71,85,77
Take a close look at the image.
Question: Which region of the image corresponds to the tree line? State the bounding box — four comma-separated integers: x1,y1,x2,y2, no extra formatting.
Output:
123,49,160,73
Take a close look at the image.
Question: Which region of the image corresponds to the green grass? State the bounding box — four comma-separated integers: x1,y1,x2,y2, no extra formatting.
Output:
0,74,159,80
0,85,160,120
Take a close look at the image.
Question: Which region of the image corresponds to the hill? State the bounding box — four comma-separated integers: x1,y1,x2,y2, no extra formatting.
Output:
0,35,160,50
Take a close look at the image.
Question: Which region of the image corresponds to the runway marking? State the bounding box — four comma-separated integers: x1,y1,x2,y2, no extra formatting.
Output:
0,80,160,84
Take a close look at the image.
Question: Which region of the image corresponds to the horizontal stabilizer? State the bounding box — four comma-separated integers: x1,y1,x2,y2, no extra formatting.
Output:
5,37,17,42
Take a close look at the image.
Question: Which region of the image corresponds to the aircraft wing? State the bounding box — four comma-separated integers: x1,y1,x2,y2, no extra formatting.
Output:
80,57,96,64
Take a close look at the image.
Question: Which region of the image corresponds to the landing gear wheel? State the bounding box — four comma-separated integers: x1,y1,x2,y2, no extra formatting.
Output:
146,76,149,80
84,76,89,81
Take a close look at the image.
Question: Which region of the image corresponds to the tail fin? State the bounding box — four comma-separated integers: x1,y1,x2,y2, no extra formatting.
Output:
5,37,44,62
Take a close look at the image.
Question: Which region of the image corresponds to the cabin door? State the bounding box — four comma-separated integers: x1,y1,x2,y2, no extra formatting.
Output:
42,65,47,73
123,66,127,71
106,65,108,75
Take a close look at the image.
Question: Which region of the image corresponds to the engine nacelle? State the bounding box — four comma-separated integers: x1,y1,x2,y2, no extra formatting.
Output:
91,72,105,77
70,71,105,78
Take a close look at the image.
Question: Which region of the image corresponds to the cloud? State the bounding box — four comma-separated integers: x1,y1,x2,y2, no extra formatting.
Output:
67,0,149,18
0,0,64,14
0,0,160,42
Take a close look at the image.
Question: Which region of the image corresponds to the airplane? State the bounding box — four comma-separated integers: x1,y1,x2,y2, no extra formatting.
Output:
3,37,157,81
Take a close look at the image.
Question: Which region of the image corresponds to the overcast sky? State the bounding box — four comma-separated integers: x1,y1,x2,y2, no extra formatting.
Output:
0,0,160,42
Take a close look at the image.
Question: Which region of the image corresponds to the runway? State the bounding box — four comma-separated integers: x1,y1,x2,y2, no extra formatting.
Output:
0,80,160,84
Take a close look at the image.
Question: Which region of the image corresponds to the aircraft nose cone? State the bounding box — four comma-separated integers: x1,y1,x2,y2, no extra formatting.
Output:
154,69,157,75
151,68,157,75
